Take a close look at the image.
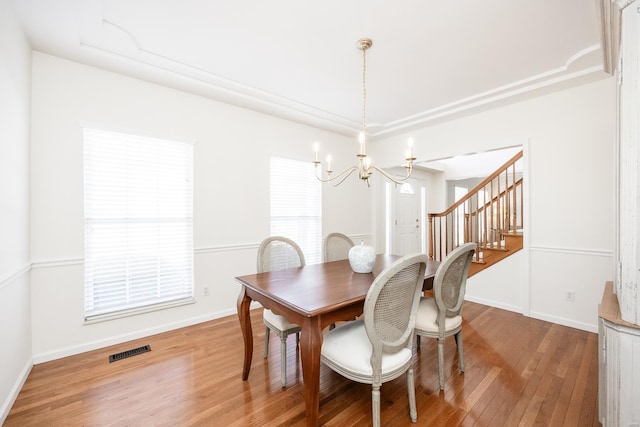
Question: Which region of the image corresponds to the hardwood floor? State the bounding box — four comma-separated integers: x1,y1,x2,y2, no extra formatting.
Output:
5,302,600,426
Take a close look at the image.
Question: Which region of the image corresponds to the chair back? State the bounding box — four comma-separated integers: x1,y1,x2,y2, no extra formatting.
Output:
323,233,355,262
433,242,476,318
363,253,428,366
257,236,305,273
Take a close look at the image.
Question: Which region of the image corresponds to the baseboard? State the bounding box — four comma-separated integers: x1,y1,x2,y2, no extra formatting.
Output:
0,357,33,424
464,295,523,314
463,296,598,333
529,310,598,333
32,308,238,364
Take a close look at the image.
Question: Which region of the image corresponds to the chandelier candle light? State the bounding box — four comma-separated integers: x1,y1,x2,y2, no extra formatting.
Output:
313,38,416,187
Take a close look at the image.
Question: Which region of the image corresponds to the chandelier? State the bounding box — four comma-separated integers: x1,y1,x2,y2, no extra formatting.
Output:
313,38,416,187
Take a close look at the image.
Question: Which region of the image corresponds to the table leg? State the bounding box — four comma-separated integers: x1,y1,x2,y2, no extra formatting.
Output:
300,316,323,426
237,286,253,380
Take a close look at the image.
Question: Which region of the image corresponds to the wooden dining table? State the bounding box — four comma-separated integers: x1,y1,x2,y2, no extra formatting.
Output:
235,254,440,426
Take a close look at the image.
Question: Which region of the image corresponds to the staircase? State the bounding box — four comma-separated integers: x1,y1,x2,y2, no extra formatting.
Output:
428,150,523,277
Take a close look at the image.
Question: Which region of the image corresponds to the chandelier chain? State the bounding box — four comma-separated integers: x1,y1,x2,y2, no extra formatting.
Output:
362,46,367,137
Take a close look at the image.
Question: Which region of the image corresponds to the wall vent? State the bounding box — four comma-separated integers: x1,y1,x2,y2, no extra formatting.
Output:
109,345,151,363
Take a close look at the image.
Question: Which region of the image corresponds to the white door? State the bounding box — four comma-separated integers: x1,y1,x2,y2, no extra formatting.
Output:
392,181,421,255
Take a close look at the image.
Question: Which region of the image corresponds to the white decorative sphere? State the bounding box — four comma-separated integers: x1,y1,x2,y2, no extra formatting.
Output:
348,242,376,273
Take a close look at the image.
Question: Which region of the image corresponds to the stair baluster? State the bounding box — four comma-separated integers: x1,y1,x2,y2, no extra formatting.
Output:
428,150,524,277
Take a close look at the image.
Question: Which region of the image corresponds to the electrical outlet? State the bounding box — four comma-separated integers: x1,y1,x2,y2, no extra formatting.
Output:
566,290,575,302
203,286,210,296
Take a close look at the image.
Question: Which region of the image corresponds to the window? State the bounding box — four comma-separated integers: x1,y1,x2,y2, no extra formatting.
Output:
270,157,322,264
83,128,194,320
400,182,415,194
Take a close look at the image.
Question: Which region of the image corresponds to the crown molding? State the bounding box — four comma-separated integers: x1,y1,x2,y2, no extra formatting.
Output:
596,0,637,75
70,38,606,140
372,45,605,138
76,42,361,137
596,0,622,74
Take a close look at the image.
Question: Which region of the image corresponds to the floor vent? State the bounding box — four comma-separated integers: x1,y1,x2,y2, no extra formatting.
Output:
109,345,151,363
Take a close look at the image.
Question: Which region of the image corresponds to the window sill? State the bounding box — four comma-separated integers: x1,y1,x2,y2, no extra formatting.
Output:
84,297,195,324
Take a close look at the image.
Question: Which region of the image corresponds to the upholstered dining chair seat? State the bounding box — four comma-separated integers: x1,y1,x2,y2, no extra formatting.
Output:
322,320,413,380
263,309,299,331
415,297,463,334
258,236,305,388
414,242,475,391
320,253,428,427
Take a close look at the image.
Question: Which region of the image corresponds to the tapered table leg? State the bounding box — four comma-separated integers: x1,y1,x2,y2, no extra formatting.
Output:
300,317,323,426
237,286,253,380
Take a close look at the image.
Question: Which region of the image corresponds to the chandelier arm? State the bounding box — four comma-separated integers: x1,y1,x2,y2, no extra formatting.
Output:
368,164,414,184
330,167,360,187
314,165,359,183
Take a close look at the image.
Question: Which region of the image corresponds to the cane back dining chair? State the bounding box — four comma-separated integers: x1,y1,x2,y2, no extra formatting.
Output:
258,236,305,388
321,253,428,427
414,242,476,390
323,232,355,262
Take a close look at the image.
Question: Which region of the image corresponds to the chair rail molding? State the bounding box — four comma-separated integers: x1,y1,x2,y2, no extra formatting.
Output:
194,242,259,255
0,263,32,291
30,258,84,270
528,245,614,258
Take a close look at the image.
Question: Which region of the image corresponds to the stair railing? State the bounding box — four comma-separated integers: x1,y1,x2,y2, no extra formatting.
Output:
428,150,523,262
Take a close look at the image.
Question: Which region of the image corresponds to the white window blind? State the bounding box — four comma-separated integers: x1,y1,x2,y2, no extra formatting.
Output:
83,128,194,320
270,157,322,264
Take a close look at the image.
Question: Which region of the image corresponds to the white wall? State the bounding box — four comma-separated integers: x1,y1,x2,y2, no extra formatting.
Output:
29,52,372,362
0,0,32,422
22,36,618,370
373,77,616,332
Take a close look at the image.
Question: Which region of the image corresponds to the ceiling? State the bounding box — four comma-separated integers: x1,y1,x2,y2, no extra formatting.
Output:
420,146,523,179
11,0,606,139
